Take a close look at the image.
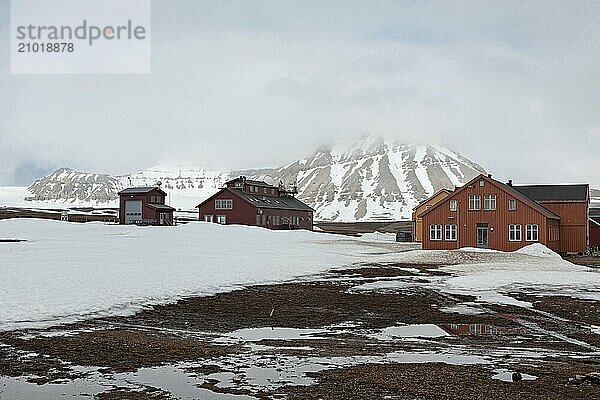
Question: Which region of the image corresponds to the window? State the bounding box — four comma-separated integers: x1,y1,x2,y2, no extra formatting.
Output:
444,224,457,241
215,199,233,209
429,224,442,241
256,215,261,225
484,195,496,210
271,188,276,195
449,200,458,212
526,224,539,241
204,215,213,222
479,180,485,187
273,215,280,225
468,195,481,210
509,199,517,211
149,195,162,203
216,215,226,224
509,224,521,241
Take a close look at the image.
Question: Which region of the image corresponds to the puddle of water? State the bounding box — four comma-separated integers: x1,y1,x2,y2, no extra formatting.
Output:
371,324,449,340
218,327,329,342
0,375,106,399
440,304,486,315
115,365,256,400
492,369,537,382
387,351,489,365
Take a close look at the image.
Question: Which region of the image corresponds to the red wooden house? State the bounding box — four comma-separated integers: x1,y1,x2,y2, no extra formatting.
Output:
118,186,175,226
419,174,589,253
590,208,600,250
196,177,314,230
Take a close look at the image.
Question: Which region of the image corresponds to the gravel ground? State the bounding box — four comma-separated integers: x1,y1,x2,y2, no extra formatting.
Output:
1,262,599,399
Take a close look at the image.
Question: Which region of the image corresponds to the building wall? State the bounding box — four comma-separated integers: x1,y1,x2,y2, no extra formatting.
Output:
199,191,257,226
421,177,555,251
119,189,167,224
590,217,600,248
198,190,313,230
412,190,451,242
538,202,589,253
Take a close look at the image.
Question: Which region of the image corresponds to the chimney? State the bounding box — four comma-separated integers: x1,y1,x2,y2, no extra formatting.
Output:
507,179,513,186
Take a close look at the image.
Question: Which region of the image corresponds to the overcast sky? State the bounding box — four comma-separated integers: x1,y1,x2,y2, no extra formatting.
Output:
1,0,599,187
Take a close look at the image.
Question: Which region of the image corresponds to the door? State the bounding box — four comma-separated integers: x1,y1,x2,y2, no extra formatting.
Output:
124,200,142,224
159,213,166,225
476,224,488,248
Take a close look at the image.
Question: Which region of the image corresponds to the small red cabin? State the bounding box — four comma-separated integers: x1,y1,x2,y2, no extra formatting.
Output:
196,177,314,230
118,186,175,226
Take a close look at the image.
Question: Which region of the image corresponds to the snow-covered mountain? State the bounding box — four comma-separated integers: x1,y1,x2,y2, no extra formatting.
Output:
13,136,486,220
240,136,486,220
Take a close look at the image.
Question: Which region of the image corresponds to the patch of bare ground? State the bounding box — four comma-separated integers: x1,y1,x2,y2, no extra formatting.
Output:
96,386,173,400
110,280,509,334
1,329,237,373
271,360,600,400
564,255,600,268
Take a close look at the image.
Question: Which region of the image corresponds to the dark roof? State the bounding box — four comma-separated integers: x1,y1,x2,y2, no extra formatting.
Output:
226,177,271,187
118,186,167,196
496,181,561,220
147,203,176,211
590,208,600,218
197,188,314,212
512,184,589,202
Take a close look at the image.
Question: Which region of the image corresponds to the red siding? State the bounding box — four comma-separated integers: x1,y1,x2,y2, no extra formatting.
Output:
538,202,589,253
198,189,313,231
589,217,600,248
421,176,556,251
119,188,173,225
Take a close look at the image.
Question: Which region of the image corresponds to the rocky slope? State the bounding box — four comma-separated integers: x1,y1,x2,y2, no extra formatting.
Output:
20,136,486,221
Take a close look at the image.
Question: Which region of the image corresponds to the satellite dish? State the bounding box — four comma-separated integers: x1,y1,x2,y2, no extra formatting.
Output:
156,181,162,187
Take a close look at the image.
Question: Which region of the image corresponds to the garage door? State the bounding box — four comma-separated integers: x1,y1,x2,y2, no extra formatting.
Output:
124,200,142,224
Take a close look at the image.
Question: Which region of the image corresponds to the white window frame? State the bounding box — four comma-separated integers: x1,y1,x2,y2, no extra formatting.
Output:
449,199,458,212
484,194,496,210
508,224,521,242
215,199,233,210
526,224,539,242
508,198,517,211
444,224,457,241
204,215,213,222
430,224,442,241
468,195,481,210
217,215,227,224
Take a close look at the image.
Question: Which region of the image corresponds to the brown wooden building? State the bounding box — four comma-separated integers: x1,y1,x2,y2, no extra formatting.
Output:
420,174,589,253
412,189,452,242
512,183,590,253
590,208,600,249
196,177,314,230
118,187,175,226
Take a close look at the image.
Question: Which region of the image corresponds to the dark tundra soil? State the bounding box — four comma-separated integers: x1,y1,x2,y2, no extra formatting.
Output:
0,264,599,399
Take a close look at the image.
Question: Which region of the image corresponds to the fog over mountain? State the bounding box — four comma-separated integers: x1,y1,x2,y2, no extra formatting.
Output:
21,136,486,221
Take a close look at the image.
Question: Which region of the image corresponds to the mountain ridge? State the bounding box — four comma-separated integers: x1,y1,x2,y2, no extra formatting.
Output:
20,136,487,221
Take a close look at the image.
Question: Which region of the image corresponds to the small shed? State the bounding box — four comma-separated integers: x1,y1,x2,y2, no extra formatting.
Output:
118,186,175,226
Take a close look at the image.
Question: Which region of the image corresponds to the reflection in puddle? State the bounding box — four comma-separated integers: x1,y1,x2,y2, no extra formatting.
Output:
441,324,527,336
